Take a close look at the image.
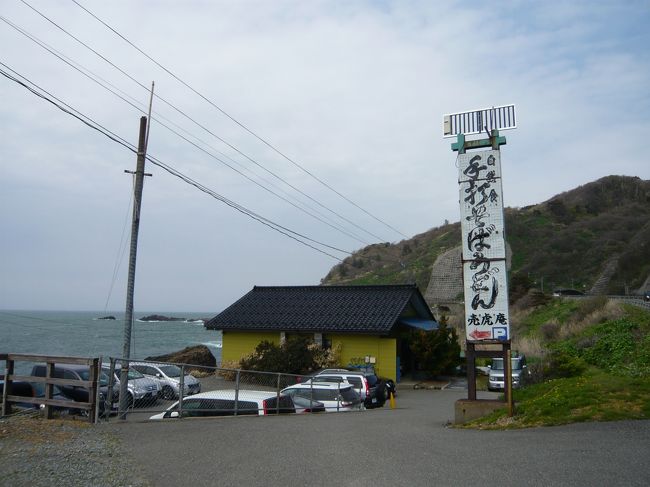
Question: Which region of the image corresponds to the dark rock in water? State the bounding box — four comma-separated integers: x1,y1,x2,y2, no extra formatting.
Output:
139,314,186,322
97,315,116,320
146,345,216,367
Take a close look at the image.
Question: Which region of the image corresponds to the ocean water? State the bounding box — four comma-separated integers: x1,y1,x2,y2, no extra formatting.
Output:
0,310,222,374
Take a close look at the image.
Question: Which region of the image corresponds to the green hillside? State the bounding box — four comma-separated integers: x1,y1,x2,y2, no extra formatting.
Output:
322,175,650,297
465,298,650,428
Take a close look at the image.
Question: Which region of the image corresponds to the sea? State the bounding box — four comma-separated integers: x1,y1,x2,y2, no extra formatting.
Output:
0,310,222,374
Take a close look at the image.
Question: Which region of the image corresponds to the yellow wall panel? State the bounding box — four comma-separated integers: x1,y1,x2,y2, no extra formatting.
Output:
329,334,397,382
221,332,279,364
222,331,398,382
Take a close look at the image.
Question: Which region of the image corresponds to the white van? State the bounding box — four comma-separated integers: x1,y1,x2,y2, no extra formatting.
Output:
281,382,363,412
149,390,295,419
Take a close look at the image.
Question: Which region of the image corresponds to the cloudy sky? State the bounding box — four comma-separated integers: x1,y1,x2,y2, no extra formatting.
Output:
1,0,648,312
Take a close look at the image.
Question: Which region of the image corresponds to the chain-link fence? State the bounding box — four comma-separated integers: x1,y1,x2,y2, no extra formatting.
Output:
99,358,362,422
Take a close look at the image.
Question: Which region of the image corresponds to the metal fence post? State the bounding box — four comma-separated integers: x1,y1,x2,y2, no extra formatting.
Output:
276,373,281,414
234,369,241,416
106,358,117,421
337,382,340,412
179,365,186,402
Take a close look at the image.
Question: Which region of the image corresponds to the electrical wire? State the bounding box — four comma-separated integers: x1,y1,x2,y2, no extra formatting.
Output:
0,62,349,261
70,0,408,239
0,14,372,247
103,176,134,313
17,0,392,243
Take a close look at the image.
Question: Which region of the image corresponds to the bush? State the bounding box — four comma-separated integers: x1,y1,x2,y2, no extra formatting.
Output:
544,347,587,379
238,336,340,375
540,321,560,341
408,322,461,377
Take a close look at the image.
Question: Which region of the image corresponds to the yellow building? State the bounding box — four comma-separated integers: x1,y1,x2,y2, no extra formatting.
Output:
205,284,439,382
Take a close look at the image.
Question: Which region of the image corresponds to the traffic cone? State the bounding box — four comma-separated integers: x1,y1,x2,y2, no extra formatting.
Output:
389,392,396,409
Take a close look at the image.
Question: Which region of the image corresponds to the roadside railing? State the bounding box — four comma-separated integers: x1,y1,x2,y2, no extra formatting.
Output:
1,353,100,423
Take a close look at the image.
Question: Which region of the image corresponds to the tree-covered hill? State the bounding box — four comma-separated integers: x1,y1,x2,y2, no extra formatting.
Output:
322,175,650,299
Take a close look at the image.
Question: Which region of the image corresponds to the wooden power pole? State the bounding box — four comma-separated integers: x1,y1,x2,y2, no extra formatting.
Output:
118,116,149,419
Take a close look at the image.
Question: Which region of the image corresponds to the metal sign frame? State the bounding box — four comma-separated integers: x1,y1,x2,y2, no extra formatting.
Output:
443,104,516,138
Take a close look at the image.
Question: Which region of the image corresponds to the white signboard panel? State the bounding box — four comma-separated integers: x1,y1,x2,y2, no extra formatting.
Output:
458,149,510,342
463,260,510,341
458,150,506,260
458,150,502,182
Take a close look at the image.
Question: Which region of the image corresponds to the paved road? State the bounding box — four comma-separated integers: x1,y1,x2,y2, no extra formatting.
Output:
106,388,650,487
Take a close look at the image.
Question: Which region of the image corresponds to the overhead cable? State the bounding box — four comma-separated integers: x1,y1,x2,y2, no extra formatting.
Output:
0,15,370,245
71,0,408,239
0,62,348,261
18,0,390,243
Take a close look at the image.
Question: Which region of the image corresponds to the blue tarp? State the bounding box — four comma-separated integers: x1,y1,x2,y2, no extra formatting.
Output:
399,318,439,331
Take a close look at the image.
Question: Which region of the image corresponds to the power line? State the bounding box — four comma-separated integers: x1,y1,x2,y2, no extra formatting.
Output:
70,0,408,240
1,15,371,247
0,62,350,262
17,0,392,243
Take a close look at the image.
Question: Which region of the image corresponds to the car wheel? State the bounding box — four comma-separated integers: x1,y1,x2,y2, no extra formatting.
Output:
162,385,175,400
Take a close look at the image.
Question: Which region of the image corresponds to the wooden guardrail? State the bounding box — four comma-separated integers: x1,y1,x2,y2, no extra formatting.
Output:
1,353,100,423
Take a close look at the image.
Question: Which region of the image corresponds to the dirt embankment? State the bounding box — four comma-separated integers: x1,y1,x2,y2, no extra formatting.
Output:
145,345,216,368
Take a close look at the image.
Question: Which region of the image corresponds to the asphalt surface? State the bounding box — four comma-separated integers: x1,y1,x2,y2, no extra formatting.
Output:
105,387,650,487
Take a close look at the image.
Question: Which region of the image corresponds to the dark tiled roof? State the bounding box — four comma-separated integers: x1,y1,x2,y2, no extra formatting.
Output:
205,284,433,334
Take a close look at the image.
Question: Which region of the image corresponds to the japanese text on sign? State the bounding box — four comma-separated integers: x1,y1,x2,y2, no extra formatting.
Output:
458,150,510,341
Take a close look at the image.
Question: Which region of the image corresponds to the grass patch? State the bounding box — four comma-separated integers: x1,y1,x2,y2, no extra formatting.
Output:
517,299,580,336
463,369,650,429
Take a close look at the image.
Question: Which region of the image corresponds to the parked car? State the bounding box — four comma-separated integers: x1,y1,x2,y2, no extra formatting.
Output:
362,373,389,408
308,370,370,406
149,390,295,419
290,394,326,413
31,364,113,414
102,365,161,408
488,355,529,391
311,368,393,408
281,382,363,412
1,379,86,415
131,362,201,400
644,290,650,302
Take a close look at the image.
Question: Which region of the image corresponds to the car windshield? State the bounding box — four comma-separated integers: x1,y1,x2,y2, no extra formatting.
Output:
491,358,523,370
127,369,145,380
158,365,182,378
78,369,110,386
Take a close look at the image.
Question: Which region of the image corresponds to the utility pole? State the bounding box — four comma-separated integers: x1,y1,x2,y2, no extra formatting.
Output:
118,116,149,419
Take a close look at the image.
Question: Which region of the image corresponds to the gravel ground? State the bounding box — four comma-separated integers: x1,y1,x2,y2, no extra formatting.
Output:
0,411,151,487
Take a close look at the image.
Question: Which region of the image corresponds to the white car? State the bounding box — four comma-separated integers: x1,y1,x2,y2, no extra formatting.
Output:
131,362,201,400
149,390,295,420
307,370,370,403
281,382,363,412
102,365,161,408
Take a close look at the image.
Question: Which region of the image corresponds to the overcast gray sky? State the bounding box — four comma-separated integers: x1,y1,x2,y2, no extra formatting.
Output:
1,0,649,312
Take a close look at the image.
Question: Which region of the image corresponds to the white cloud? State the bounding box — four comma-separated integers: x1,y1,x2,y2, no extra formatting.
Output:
1,0,648,311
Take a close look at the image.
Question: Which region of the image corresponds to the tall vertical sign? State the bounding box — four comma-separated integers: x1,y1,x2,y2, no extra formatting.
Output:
458,150,509,341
